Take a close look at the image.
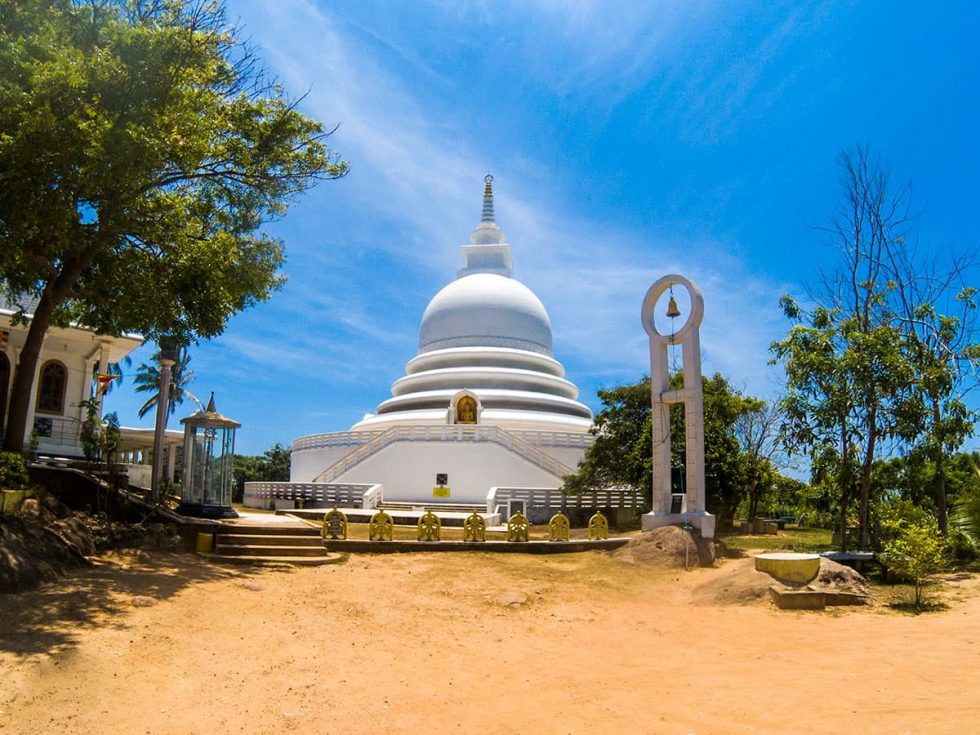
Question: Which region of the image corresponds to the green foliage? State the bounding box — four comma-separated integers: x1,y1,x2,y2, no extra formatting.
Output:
562,372,783,521
562,378,651,497
0,451,30,489
881,501,947,608
0,0,346,452
232,442,291,502
952,454,980,541
78,396,121,464
79,397,102,462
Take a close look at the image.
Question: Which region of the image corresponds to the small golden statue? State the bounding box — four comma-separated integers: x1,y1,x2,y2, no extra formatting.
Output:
455,395,478,424
417,510,441,541
548,511,570,542
507,511,529,542
369,509,394,541
588,511,609,540
322,507,348,540
463,511,487,542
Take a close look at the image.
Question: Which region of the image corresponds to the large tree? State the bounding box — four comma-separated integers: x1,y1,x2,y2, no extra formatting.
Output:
0,0,347,452
772,146,977,548
562,372,765,523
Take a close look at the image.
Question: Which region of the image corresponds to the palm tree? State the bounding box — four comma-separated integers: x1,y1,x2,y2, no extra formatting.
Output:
134,346,200,419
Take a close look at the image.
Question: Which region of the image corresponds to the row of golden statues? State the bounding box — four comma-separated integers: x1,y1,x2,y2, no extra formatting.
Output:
320,508,610,542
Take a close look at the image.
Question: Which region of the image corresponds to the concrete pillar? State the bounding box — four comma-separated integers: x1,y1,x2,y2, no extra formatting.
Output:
640,274,714,538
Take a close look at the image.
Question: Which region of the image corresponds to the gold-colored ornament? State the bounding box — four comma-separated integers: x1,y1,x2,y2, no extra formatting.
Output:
588,511,609,540
666,294,681,318
463,511,486,542
548,511,570,542
417,510,442,541
321,507,348,540
369,509,394,541
507,511,529,542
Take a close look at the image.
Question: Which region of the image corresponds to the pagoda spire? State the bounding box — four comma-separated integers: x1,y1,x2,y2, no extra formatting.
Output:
469,174,506,246
461,174,511,276
481,174,495,223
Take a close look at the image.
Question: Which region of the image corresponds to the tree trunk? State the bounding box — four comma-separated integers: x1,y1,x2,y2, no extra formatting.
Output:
2,252,94,453
859,423,877,551
933,402,948,535
935,449,948,535
2,283,61,453
839,433,851,552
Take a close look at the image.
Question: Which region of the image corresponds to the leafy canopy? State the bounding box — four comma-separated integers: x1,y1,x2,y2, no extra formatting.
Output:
562,372,768,521
0,0,347,339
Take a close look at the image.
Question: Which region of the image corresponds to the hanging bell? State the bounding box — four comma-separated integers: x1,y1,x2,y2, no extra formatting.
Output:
666,295,681,318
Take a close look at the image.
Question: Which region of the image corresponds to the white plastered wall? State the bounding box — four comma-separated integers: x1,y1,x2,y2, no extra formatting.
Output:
333,441,565,505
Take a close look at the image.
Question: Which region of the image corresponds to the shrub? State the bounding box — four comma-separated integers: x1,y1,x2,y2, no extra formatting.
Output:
881,513,947,609
0,452,30,489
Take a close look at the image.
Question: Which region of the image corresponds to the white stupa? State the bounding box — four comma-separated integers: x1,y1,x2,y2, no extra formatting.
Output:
251,178,635,518
351,176,593,435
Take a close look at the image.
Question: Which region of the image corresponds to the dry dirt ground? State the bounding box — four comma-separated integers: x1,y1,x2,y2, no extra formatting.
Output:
1,548,979,735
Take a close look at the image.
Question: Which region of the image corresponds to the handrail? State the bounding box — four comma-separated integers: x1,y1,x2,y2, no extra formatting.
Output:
492,485,644,509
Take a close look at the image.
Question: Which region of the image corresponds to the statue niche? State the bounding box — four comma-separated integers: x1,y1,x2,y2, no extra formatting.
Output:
454,395,478,425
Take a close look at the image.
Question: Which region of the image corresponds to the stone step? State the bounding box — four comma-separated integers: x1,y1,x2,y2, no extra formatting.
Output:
379,502,486,514
206,553,342,567
217,523,319,536
213,543,329,557
217,534,324,547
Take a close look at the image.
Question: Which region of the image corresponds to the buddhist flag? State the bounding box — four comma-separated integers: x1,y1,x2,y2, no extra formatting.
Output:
96,373,118,396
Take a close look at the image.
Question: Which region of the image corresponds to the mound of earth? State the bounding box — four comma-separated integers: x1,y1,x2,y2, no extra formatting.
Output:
812,557,872,597
611,525,719,568
0,514,92,593
691,555,873,606
691,560,772,605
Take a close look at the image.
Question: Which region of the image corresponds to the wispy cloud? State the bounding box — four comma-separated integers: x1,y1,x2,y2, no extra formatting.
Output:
228,0,797,409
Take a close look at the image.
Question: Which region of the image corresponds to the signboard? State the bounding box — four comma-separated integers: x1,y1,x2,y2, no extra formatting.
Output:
432,486,451,498
670,493,685,514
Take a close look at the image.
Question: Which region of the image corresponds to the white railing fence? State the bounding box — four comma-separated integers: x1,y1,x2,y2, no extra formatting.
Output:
487,485,644,515
243,481,383,509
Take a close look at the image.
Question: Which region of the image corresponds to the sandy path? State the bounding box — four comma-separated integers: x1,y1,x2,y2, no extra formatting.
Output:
1,550,978,734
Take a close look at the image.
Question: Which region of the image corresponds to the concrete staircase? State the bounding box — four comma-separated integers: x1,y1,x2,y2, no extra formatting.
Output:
212,523,340,566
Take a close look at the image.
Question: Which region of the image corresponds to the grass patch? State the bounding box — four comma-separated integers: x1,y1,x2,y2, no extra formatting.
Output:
872,581,949,613
719,525,835,553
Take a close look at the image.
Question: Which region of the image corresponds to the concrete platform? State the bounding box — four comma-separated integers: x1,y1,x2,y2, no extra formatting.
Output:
280,507,502,527
323,538,629,554
755,552,821,585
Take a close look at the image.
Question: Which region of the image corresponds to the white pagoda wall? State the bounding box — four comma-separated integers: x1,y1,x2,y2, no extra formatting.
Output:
334,441,568,505
291,445,355,482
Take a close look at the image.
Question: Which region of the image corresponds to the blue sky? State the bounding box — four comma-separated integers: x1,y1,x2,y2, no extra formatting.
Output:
104,0,980,456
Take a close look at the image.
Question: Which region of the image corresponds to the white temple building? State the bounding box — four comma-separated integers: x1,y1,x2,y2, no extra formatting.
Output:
246,178,640,521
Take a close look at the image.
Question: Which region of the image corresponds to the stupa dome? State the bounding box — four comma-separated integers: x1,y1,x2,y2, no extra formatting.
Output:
418,273,553,355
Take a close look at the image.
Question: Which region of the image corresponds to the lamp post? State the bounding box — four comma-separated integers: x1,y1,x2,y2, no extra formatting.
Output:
176,393,240,519
150,336,179,503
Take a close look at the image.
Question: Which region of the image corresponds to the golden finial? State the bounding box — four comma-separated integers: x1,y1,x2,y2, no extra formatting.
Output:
484,173,493,197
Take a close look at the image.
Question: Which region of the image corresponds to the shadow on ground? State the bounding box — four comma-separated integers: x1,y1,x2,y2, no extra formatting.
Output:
0,552,276,656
